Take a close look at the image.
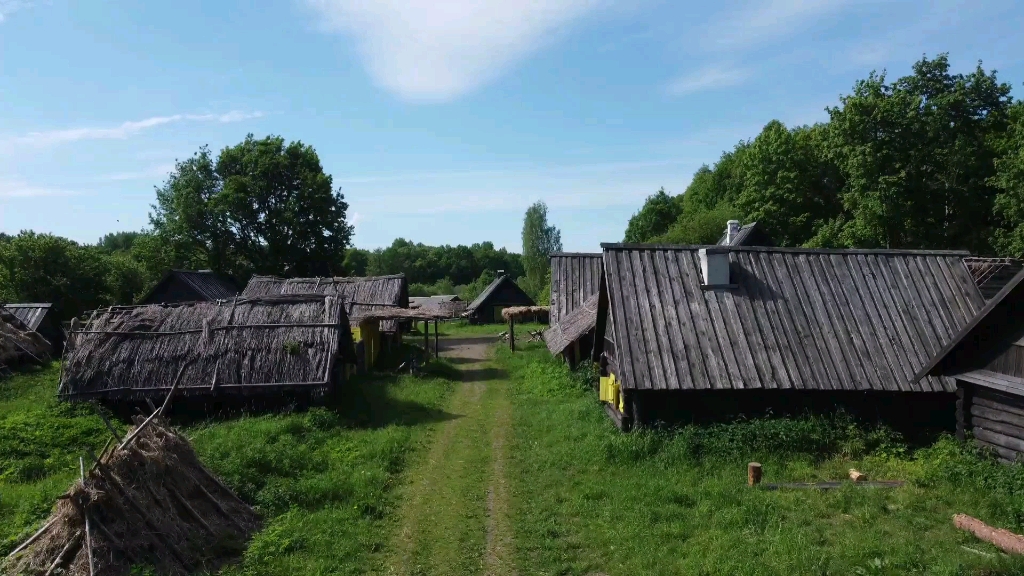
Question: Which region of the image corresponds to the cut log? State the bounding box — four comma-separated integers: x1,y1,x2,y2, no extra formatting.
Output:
849,469,867,482
748,462,763,486
973,427,1024,454
972,404,1024,431
954,514,1024,555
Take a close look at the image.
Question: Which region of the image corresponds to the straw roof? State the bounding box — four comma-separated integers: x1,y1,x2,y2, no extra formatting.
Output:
544,293,599,355
501,306,550,321
59,295,355,401
242,274,408,332
358,307,450,321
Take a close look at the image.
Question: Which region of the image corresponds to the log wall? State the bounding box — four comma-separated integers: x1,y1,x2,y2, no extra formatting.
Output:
962,382,1024,463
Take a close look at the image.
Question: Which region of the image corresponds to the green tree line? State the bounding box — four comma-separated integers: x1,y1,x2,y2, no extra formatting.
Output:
625,54,1024,255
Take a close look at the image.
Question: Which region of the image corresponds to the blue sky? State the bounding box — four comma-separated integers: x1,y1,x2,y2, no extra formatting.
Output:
1,0,1022,253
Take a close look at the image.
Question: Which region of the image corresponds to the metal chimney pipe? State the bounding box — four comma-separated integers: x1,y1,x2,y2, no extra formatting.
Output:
726,220,741,245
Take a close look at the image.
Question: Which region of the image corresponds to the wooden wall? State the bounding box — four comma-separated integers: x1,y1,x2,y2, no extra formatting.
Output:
960,382,1024,463
984,343,1024,379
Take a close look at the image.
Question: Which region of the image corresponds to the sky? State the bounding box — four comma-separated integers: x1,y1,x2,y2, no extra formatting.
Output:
1,0,1022,253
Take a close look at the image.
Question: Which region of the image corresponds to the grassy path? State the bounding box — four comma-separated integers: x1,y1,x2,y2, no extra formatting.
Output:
381,337,516,576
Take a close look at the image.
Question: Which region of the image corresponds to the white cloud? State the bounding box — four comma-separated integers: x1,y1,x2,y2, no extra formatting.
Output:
0,180,79,199
305,0,605,102
667,65,750,96
0,0,32,23
703,0,855,51
2,111,264,148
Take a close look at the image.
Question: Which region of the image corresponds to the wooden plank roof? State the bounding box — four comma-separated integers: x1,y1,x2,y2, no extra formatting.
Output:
549,253,603,324
1,303,53,332
600,243,984,393
466,275,534,313
142,270,240,303
544,293,599,355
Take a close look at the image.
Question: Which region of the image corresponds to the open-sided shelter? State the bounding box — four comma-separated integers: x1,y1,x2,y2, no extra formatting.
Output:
546,253,603,366
596,243,985,430
409,295,466,318
464,275,537,324
915,268,1024,462
242,274,409,368
58,295,356,402
140,270,240,305
2,302,64,353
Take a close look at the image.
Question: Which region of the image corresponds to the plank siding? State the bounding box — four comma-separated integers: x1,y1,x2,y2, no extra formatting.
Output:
550,253,603,324
601,244,979,392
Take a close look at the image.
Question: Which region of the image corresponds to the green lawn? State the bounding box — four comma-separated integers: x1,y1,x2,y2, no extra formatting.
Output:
0,362,457,575
408,320,548,338
498,342,1024,576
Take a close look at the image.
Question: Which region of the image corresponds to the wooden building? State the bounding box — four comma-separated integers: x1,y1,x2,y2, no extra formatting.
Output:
409,295,466,318
242,274,409,369
546,253,604,366
464,275,537,324
963,257,1024,300
140,270,240,305
914,268,1024,462
59,295,357,403
1,303,64,354
717,220,774,247
596,244,985,429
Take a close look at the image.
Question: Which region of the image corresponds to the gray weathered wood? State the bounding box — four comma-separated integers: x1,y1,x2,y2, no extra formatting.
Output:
974,426,1024,454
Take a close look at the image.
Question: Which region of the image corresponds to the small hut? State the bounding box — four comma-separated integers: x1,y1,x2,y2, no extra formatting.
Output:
963,257,1024,300
464,275,536,324
717,220,775,247
597,244,985,430
242,274,409,368
59,295,356,402
548,253,603,365
544,293,602,368
2,302,64,354
139,270,240,305
914,268,1024,462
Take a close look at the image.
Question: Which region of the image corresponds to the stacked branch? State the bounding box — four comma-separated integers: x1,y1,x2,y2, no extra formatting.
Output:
3,413,259,575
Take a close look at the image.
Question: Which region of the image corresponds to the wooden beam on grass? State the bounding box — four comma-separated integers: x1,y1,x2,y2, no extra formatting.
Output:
954,514,1024,555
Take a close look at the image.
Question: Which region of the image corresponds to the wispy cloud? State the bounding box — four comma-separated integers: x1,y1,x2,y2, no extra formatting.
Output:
97,163,177,182
305,0,606,102
703,0,856,52
2,111,264,148
0,0,33,23
667,65,751,96
0,180,79,199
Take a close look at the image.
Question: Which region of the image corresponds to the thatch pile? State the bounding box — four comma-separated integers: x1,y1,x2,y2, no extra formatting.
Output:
501,306,550,321
0,307,50,369
544,293,598,355
59,295,355,401
242,274,408,332
2,417,259,576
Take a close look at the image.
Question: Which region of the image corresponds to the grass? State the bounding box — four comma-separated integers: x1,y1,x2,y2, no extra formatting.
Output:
408,320,548,338
497,342,1024,576
0,362,458,575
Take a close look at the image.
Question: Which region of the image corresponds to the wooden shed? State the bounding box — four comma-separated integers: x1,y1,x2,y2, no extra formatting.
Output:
139,270,240,305
914,268,1024,462
596,244,985,430
59,295,356,403
2,303,64,354
546,253,604,366
464,275,537,324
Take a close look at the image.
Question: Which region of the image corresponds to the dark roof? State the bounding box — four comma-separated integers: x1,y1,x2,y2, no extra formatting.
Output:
549,253,603,324
242,274,408,331
466,275,535,313
409,295,461,308
544,293,599,355
963,257,1024,300
914,267,1024,386
717,222,775,247
142,270,240,303
60,295,356,401
1,303,52,332
600,244,984,393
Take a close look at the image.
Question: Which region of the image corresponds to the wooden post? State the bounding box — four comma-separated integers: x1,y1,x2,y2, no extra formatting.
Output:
509,316,515,352
748,462,762,486
434,320,439,358
423,321,429,359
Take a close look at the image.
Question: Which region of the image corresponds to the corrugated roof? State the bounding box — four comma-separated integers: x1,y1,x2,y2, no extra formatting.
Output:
2,303,52,331
549,253,603,324
242,274,408,331
601,244,984,393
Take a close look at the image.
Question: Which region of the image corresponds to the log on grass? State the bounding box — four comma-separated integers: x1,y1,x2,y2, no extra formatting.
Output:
954,514,1024,555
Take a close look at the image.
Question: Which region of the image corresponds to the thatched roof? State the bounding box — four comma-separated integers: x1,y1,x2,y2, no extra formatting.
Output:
3,418,259,576
59,295,356,401
544,293,598,355
0,307,51,368
358,307,450,321
242,274,408,332
501,306,550,321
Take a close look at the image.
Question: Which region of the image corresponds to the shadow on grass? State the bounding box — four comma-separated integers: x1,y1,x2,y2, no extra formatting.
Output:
459,367,508,383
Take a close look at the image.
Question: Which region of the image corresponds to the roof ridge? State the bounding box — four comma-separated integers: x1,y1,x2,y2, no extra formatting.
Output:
600,243,972,256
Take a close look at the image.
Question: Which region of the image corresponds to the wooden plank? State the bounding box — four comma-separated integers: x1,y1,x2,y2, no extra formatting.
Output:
819,254,876,389
652,250,703,390
607,252,649,391
630,250,668,390
760,481,904,490
639,251,681,390
755,252,813,389
719,258,769,388
758,253,816,390
974,426,1024,454
666,250,717,389
949,257,988,313
890,256,946,392
971,404,1024,430
930,257,975,326
974,437,1021,462
973,415,1024,442
787,254,844,390
694,252,746,390
839,254,905,391
865,254,930,391
976,382,1024,410
728,253,781,388
803,254,865,391
906,256,957,344
743,252,795,389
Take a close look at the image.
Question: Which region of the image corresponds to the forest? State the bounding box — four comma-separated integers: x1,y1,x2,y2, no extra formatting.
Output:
4,53,1022,321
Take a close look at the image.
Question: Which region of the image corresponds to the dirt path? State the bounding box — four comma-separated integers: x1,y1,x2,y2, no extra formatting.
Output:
382,336,516,576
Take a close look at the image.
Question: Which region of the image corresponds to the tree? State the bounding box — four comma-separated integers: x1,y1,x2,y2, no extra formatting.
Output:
992,102,1024,256
343,248,371,276
97,231,143,253
150,134,353,282
623,188,682,242
521,201,562,302
651,204,742,245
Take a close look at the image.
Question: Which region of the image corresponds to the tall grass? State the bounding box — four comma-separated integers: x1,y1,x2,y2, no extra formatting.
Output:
498,343,1024,576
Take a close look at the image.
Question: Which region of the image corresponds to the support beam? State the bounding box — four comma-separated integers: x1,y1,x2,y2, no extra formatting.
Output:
423,321,429,359
434,320,439,359
509,316,515,352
